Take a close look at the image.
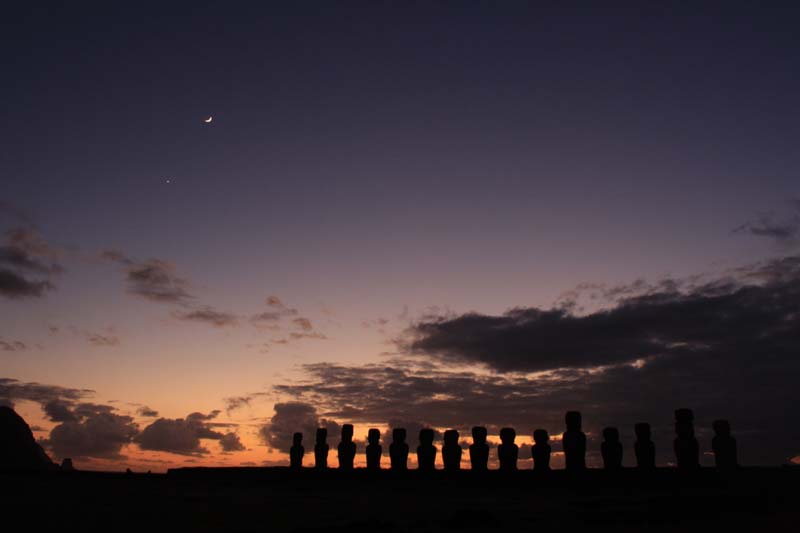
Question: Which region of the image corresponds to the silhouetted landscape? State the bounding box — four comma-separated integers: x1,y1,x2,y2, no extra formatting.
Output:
3,2,800,531
4,405,800,531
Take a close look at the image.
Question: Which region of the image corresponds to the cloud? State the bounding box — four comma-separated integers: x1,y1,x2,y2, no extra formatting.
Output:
85,332,120,347
402,256,800,374
292,317,313,331
43,399,79,422
272,256,800,465
249,296,299,329
289,331,328,341
219,432,246,452
223,393,268,414
172,306,239,327
0,228,62,299
137,406,159,417
0,201,36,227
102,251,193,305
45,403,139,459
259,402,340,452
0,338,27,351
135,411,226,455
0,269,54,298
265,296,297,315
249,311,284,329
0,377,94,408
734,201,800,244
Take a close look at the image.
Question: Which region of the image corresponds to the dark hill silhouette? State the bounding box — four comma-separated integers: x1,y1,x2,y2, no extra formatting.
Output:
0,406,56,470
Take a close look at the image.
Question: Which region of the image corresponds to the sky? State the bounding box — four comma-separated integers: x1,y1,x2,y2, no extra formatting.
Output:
1,2,799,471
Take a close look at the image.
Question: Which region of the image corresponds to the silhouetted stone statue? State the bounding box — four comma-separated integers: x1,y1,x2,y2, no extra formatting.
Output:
469,426,489,471
442,429,462,471
366,428,382,470
0,406,55,470
532,429,551,471
712,419,738,470
563,411,586,471
498,427,518,471
601,427,623,470
674,408,699,470
60,458,75,471
389,428,409,471
634,423,655,470
337,424,356,470
290,432,304,469
417,428,437,471
314,427,329,469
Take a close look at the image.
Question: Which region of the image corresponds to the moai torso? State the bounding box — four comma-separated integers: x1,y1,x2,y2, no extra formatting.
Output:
532,429,551,471
417,428,437,471
314,428,329,469
674,409,699,470
563,411,586,471
712,419,738,470
366,428,382,470
442,430,462,471
634,423,655,470
469,426,489,471
389,428,409,471
290,432,304,469
337,424,356,470
601,427,623,470
498,427,518,471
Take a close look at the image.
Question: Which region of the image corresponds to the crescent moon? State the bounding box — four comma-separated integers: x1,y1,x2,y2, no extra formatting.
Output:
204,116,213,123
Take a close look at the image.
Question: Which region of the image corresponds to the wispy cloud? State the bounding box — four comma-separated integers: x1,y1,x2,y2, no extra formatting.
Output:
102,250,193,305
0,228,62,299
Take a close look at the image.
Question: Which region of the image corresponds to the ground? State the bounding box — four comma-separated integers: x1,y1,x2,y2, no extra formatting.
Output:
4,467,798,531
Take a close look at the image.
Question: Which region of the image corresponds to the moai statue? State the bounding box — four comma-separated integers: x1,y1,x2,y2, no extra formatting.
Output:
712,419,738,470
601,427,623,471
532,429,551,471
417,428,437,471
337,424,356,470
469,426,489,471
498,427,519,471
366,428,382,470
673,408,699,470
442,429,462,471
314,427,329,470
389,428,409,471
563,411,587,471
634,423,655,470
290,432,304,469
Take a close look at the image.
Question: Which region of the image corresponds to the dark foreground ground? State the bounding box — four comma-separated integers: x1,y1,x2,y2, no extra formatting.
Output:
4,467,799,532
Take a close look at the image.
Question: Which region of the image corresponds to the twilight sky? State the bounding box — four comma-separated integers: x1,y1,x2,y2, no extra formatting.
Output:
2,2,799,471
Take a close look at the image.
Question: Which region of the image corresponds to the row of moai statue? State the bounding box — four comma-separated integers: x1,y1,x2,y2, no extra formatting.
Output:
289,409,738,471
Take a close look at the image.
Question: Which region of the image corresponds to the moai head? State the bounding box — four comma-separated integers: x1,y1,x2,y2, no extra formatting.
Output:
634,423,651,441
292,432,303,446
533,429,549,444
392,427,406,444
419,428,434,446
341,424,354,442
316,427,327,444
565,411,582,432
500,427,516,444
603,427,620,443
368,428,380,445
444,429,459,446
472,426,487,444
713,419,731,437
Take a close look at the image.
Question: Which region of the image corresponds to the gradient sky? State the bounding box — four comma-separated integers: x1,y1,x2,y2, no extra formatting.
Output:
2,2,799,471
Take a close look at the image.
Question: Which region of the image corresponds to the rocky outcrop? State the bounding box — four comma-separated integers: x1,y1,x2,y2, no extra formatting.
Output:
0,406,56,470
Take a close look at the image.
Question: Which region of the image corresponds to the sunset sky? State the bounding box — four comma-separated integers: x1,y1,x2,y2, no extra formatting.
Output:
2,2,799,471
